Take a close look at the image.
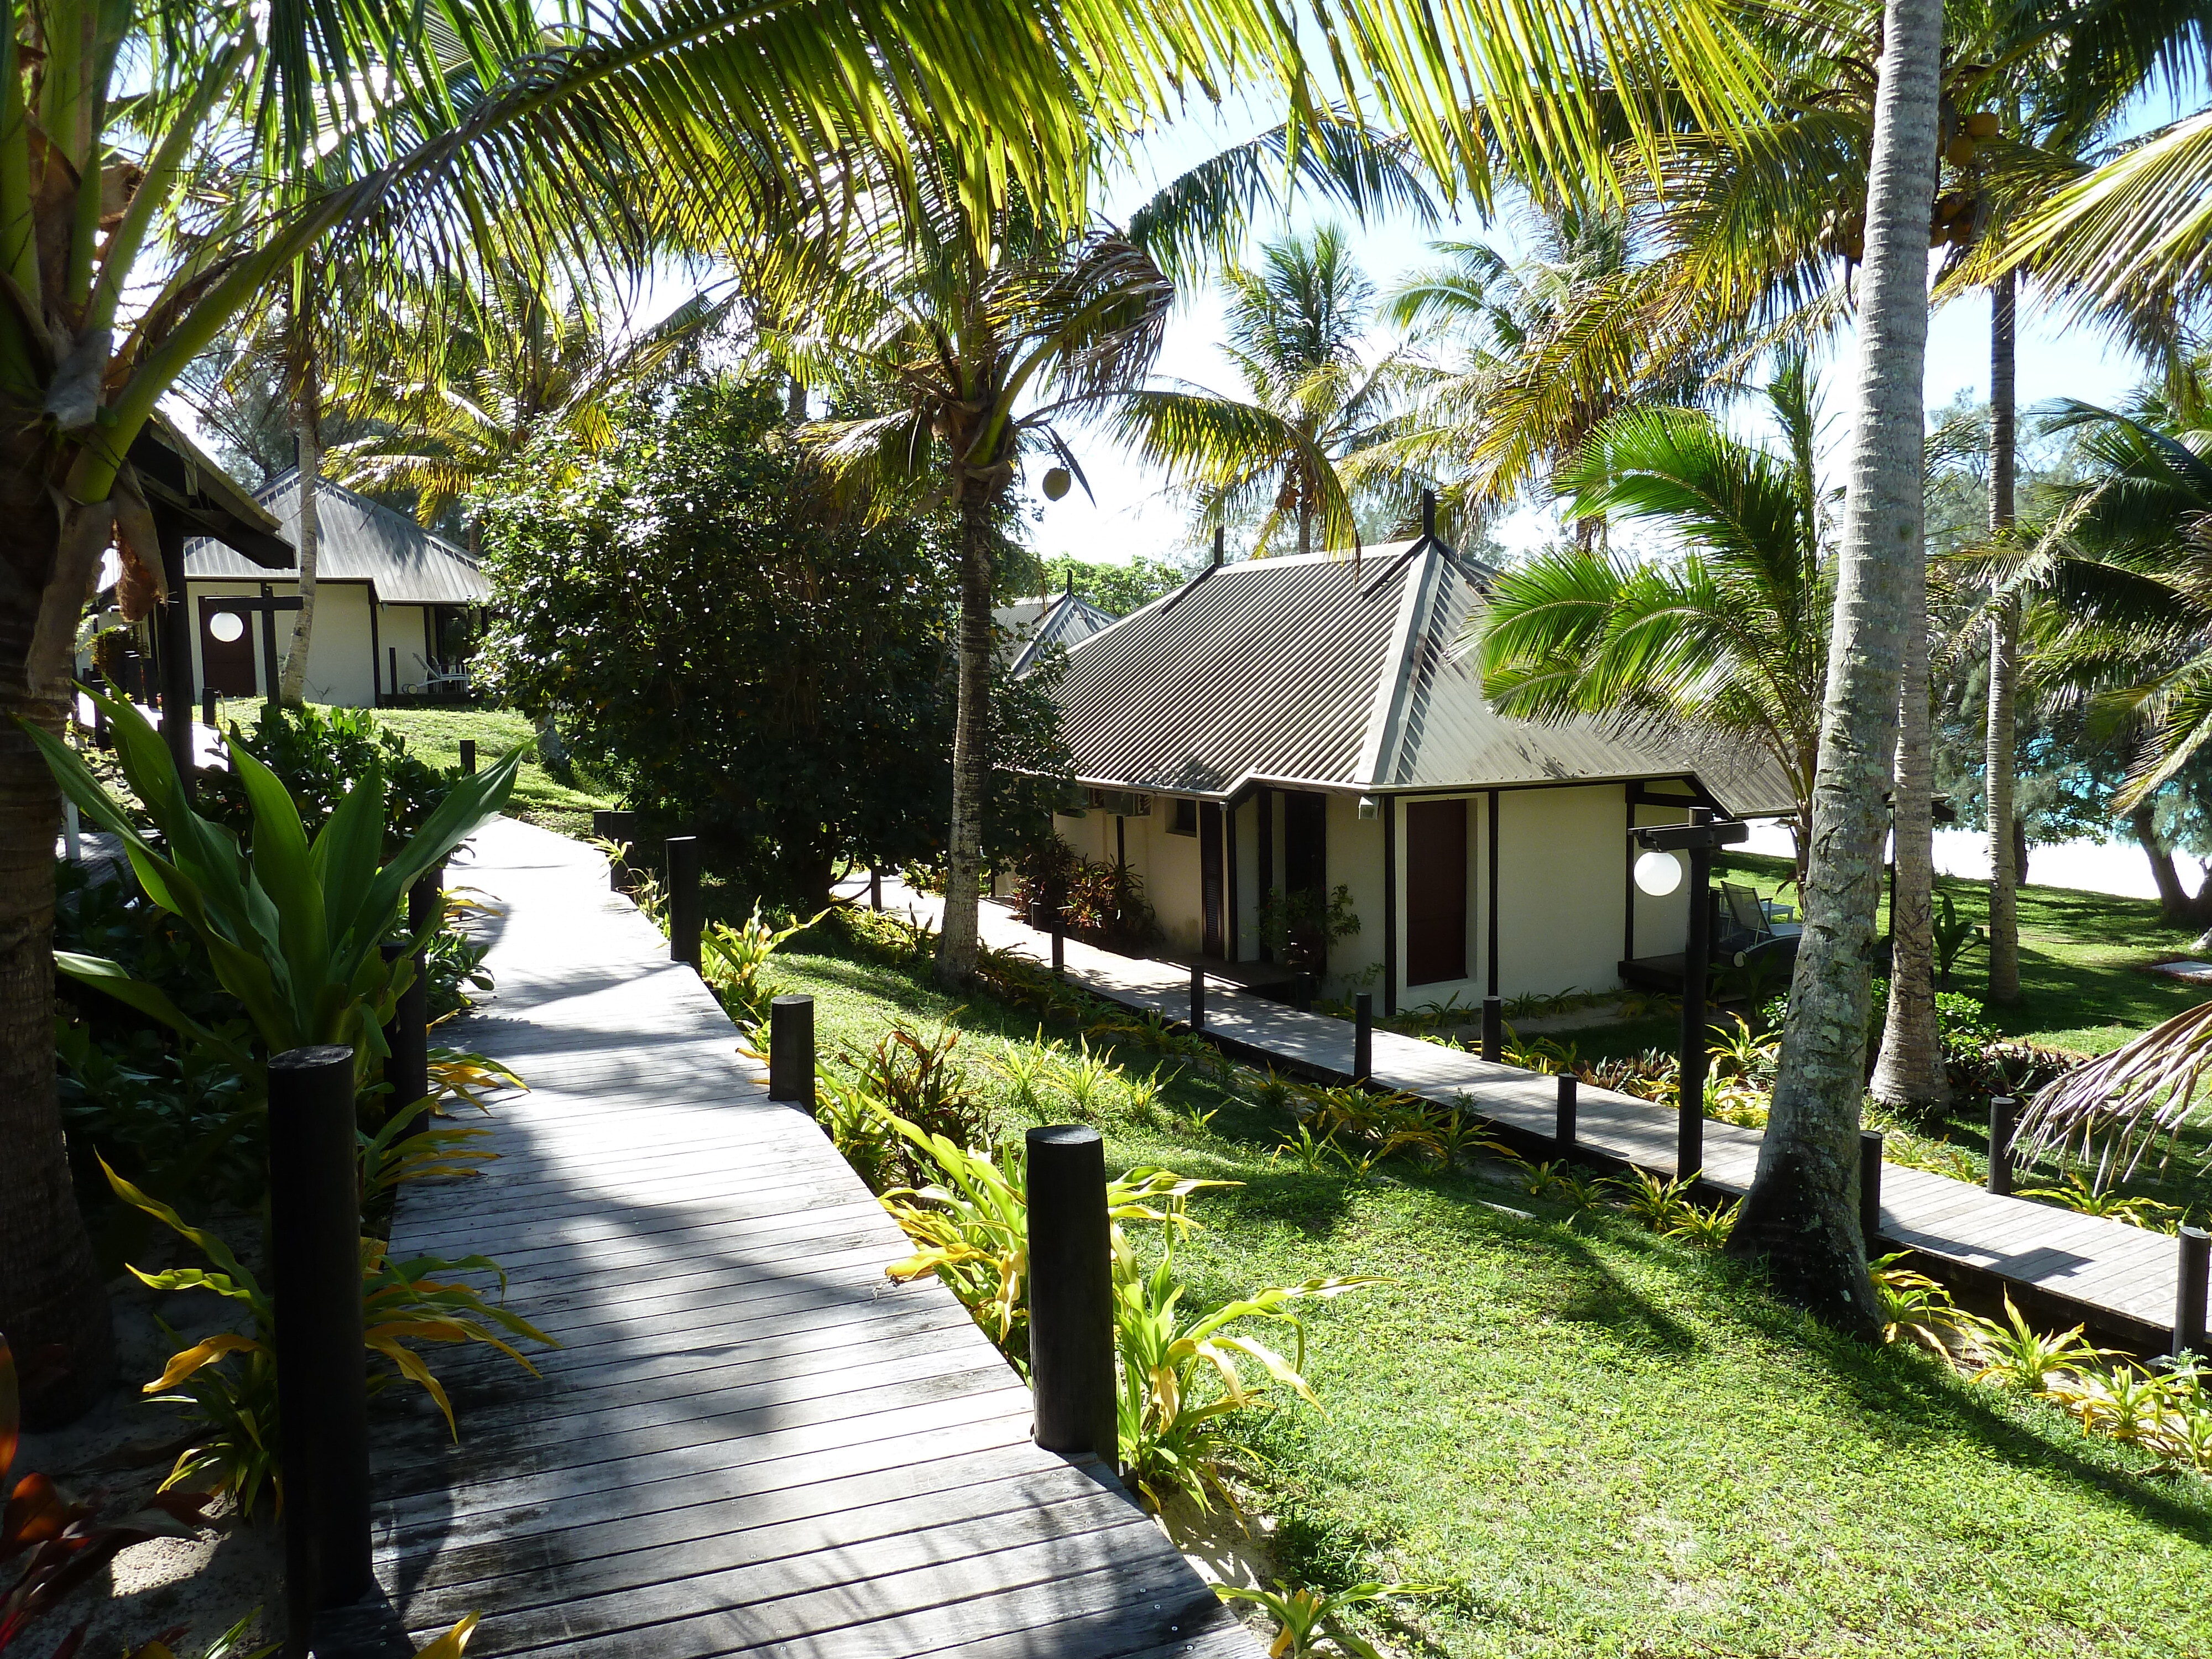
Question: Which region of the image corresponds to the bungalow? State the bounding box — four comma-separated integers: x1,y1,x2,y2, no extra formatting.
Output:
182,470,489,707
994,583,1120,674
1037,532,1795,1012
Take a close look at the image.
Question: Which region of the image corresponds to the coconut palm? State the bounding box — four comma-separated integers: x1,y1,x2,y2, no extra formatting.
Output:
1111,225,1422,557
17,0,1766,1428
1476,356,1833,866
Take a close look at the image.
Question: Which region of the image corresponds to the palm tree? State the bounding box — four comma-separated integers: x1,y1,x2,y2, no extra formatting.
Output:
1112,225,1419,557
1475,356,1833,867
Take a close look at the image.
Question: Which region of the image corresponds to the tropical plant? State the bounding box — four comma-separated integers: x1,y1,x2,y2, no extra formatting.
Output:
1867,1251,1968,1353
1478,355,1833,865
1113,1232,1379,1515
1664,1199,1742,1249
701,904,827,1028
105,1161,550,1514
988,1031,1061,1120
1607,1167,1705,1234
1050,1038,1123,1122
2014,999,2212,1185
1961,1293,2108,1392
358,1095,499,1207
2017,1172,2184,1232
1112,224,1425,556
1212,1579,1440,1659
197,703,461,858
33,690,520,1083
841,1026,991,1182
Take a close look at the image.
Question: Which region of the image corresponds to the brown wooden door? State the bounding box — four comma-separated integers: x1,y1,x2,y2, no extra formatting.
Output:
1405,797,1468,985
199,601,257,696
1201,802,1224,957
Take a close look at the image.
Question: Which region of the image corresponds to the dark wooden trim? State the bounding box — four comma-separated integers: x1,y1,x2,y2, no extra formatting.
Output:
1381,794,1397,1015
370,600,382,706
258,583,281,703
156,515,194,786
1486,787,1501,998
1256,790,1274,962
1624,786,1636,964
1225,799,1239,961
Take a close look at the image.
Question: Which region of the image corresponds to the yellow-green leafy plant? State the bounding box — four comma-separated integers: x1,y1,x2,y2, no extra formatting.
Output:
1424,1105,1488,1167
1213,1580,1441,1659
1270,1122,1344,1175
1246,1065,1298,1114
1867,1253,1968,1352
1961,1293,2109,1392
812,1072,901,1192
2041,1359,2193,1454
425,1046,528,1113
1050,1036,1120,1120
1113,1232,1383,1515
1662,1198,1741,1248
1606,1167,1703,1233
1707,1015,1778,1081
2018,1172,2184,1233
1500,1027,1578,1074
359,1096,498,1204
988,1029,1060,1118
701,903,828,1027
106,1162,554,1515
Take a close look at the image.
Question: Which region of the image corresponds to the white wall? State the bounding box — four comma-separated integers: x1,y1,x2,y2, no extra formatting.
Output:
187,584,445,707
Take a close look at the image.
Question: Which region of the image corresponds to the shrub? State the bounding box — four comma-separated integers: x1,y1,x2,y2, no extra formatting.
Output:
702,902,825,1028
198,702,458,857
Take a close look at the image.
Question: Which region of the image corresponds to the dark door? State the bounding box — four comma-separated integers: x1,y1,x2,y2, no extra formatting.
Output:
1281,791,1328,967
1405,797,1468,985
199,601,257,696
1201,801,1225,957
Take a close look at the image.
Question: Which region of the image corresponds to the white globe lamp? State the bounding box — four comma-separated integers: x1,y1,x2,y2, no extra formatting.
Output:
1633,848,1684,898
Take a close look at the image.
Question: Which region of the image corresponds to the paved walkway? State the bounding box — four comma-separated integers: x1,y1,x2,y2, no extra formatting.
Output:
870,881,2185,1350
364,820,1254,1658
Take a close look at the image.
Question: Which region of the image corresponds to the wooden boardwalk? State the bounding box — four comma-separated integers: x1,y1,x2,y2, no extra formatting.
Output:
885,885,2186,1352
360,820,1255,1659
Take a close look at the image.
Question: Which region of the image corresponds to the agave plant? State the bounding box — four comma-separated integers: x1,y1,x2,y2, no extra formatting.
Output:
30,686,522,1078
1113,1233,1381,1515
1212,1579,1440,1659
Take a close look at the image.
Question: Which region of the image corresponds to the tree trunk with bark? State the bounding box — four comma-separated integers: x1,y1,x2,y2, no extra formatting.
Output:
0,430,117,1426
2132,802,2212,926
1985,272,2022,1001
935,491,994,985
1872,550,1948,1108
280,361,321,707
1728,0,1942,1338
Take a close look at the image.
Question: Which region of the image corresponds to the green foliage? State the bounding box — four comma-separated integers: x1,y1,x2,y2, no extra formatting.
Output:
1212,1580,1440,1659
830,1025,992,1187
1931,890,1987,990
1961,1294,2109,1393
1257,883,1360,970
702,902,827,1027
477,376,1069,903
198,703,458,858
1605,1167,1704,1233
1867,1253,1969,1353
2017,1172,2186,1232
1034,554,1191,615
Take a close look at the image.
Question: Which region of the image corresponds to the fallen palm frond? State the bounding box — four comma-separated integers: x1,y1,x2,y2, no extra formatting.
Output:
2015,999,2212,1185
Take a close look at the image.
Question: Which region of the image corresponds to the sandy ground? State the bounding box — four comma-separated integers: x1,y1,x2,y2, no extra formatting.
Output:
11,1218,284,1659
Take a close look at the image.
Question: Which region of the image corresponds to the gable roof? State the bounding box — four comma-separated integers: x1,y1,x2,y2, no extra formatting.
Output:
183,471,489,606
994,589,1121,674
1048,540,1796,815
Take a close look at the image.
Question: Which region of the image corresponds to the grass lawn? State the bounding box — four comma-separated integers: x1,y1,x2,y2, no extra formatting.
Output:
757,916,2212,1659
213,700,620,838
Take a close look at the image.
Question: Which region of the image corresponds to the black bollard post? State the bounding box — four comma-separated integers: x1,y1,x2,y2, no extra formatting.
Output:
1556,1072,1577,1151
1027,1125,1117,1465
769,994,815,1105
458,738,476,775
1860,1130,1885,1247
1353,992,1372,1082
1481,995,1503,1063
1051,915,1065,977
666,835,701,968
592,808,634,892
869,867,883,911
379,943,429,1113
200,687,216,728
1987,1095,2017,1196
2177,1227,2211,1359
267,1046,372,1654
1190,963,1207,1032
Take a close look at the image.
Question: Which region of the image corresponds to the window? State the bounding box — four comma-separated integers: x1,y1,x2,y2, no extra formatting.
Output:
1167,797,1198,836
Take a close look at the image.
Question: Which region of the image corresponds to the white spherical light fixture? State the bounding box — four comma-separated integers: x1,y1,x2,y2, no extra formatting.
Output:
208,609,245,644
1633,848,1684,898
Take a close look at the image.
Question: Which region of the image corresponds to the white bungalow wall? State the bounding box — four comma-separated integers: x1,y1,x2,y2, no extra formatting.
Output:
188,583,440,707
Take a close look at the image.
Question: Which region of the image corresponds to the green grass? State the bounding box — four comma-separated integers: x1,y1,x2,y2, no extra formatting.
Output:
755,919,2212,1658
211,700,620,838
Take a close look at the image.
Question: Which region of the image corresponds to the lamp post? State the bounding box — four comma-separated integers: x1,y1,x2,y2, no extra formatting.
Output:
1632,809,1748,1182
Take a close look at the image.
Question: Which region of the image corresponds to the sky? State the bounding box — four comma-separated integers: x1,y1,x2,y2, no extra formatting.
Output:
1018,100,2166,571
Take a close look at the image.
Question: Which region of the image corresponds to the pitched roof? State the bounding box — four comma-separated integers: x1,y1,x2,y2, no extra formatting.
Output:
1048,540,1797,815
133,414,293,566
184,471,489,605
994,589,1121,674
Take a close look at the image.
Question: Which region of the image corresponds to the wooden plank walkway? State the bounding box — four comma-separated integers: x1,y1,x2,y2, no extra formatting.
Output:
875,882,2185,1351
358,819,1256,1659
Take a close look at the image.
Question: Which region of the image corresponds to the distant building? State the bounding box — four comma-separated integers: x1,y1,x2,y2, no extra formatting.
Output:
182,471,490,705
993,586,1120,675
1031,536,1794,1009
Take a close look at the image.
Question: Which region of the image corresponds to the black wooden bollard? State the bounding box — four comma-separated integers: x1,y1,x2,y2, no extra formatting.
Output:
1987,1095,2017,1197
666,835,701,968
1027,1124,1117,1465
200,688,216,727
1556,1072,1577,1151
1860,1129,1885,1247
592,808,634,892
869,867,883,911
267,1045,372,1653
769,994,815,1105
1191,963,1207,1032
1481,995,1503,1063
2177,1226,2211,1359
379,943,429,1112
1051,916,1065,977
1353,992,1372,1082
459,738,477,775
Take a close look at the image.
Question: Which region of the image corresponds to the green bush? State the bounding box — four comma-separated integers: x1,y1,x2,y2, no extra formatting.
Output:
199,702,459,857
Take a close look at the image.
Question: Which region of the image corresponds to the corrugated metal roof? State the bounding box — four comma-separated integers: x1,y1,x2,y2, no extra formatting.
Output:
1051,540,1798,815
183,471,488,605
999,590,1121,674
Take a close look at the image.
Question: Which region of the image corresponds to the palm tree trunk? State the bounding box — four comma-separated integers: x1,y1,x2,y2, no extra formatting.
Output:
280,362,321,708
0,453,117,1426
1985,272,2022,1001
1729,0,1942,1337
935,491,994,984
1872,552,1948,1108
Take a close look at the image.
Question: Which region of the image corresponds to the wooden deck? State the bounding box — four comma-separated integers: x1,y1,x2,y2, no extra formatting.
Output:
352,820,1255,1659
932,890,2188,1352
